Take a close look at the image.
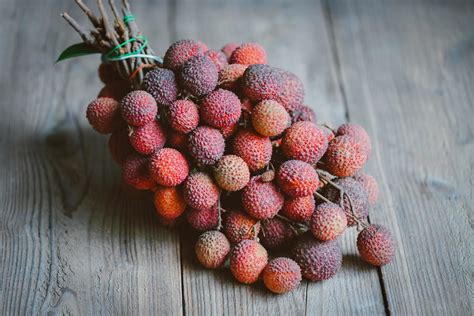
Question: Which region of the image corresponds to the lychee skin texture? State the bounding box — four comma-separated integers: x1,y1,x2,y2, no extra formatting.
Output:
214,155,250,192
292,237,342,281
218,64,247,92
310,202,347,241
223,210,261,244
143,68,178,108
164,39,203,71
221,42,239,58
242,64,283,102
242,176,284,220
275,70,305,112
121,90,158,126
149,148,189,186
336,123,372,156
130,120,167,155
232,129,272,172
183,172,219,211
186,204,219,232
291,105,316,124
230,240,268,284
325,135,367,177
153,186,186,220
220,123,238,139
195,231,231,269
251,100,290,137
168,100,200,134
357,224,395,266
277,160,320,197
179,55,218,97
353,173,379,206
200,89,241,129
259,218,295,250
282,121,328,164
187,126,225,166
122,154,155,190
86,97,123,134
281,195,315,223
263,257,302,294
205,49,229,71
323,177,369,227
98,63,121,84
108,129,134,165
230,43,267,65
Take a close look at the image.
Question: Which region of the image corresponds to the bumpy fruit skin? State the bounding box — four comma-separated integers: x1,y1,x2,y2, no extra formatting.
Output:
195,231,231,269
153,186,186,220
325,135,367,177
183,172,219,211
277,160,319,197
168,100,200,134
98,63,121,84
200,89,241,128
220,123,238,139
310,202,347,241
336,123,372,156
218,64,247,91
130,120,167,154
281,195,315,223
98,80,131,101
179,55,218,97
357,224,395,266
275,70,304,112
121,90,158,126
292,237,342,281
108,129,134,165
214,155,250,191
230,240,268,284
230,43,267,65
263,258,302,294
143,68,178,107
353,173,379,206
291,105,316,123
323,177,369,226
259,218,295,250
251,100,290,137
242,64,283,101
186,204,219,231
149,148,189,186
281,121,328,164
205,49,228,71
167,130,187,150
232,129,272,172
188,126,225,165
223,210,261,244
86,97,123,134
122,154,155,190
164,39,203,71
242,176,284,220
221,42,239,58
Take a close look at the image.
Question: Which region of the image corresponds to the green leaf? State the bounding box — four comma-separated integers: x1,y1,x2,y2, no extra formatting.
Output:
56,43,101,63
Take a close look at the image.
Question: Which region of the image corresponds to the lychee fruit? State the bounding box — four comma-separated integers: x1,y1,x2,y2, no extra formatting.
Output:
353,173,379,206
281,121,328,164
108,129,134,165
200,89,241,128
281,195,315,223
275,70,304,112
195,230,231,269
251,100,290,137
129,120,167,154
187,126,225,166
230,42,267,65
336,123,372,156
153,186,187,220
122,154,155,190
186,204,219,232
310,202,347,241
121,90,158,126
98,63,121,84
218,64,247,92
205,49,228,71
242,64,283,101
197,41,208,52
259,218,295,250
263,257,302,294
183,172,219,211
86,97,123,134
277,160,319,197
168,99,200,134
325,135,367,177
232,129,272,172
98,80,131,101
220,123,238,139
143,68,178,107
149,148,189,186
221,42,239,58
230,239,268,284
242,176,284,220
214,155,250,191
178,55,218,97
167,130,187,151
163,39,203,71
291,105,316,123
223,210,260,244
357,224,395,266
291,236,342,281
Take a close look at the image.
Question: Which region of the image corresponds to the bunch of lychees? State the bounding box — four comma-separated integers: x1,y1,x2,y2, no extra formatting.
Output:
63,0,395,294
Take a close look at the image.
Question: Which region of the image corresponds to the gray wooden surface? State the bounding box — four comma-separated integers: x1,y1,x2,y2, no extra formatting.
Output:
0,0,472,315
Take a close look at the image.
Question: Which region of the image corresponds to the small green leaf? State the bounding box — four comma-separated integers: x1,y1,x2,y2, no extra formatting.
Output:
56,43,101,63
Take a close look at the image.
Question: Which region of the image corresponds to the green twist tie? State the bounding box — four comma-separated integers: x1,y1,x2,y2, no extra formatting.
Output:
123,14,135,25
104,35,148,61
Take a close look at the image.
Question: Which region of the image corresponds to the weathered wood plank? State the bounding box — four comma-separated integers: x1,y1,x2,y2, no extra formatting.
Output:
329,1,474,314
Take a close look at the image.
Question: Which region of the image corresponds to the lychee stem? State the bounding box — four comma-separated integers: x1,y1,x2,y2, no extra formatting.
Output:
320,122,336,134
275,214,309,235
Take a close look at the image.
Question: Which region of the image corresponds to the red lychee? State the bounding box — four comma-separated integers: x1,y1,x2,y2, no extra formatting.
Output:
230,239,268,284
218,64,247,91
357,224,395,266
281,195,315,223
129,120,167,155
259,218,295,250
197,41,208,52
153,186,186,220
121,90,158,126
230,42,267,65
168,99,199,134
178,55,218,97
122,154,155,190
183,172,219,211
86,97,123,134
167,130,187,151
263,257,302,294
242,64,283,101
223,210,261,244
281,121,328,164
251,100,290,137
336,123,372,156
310,202,347,241
195,230,231,269
232,129,272,172
325,135,367,177
186,204,219,232
108,129,134,165
149,148,189,186
242,176,284,220
277,160,319,197
200,89,241,128
220,123,238,139
214,155,250,191
163,39,203,71
221,42,239,58
353,173,379,206
205,49,228,71
290,105,316,123
187,126,225,166
143,68,178,107
275,69,304,112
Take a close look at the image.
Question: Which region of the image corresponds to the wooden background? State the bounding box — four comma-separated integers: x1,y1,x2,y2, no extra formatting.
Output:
0,0,472,315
